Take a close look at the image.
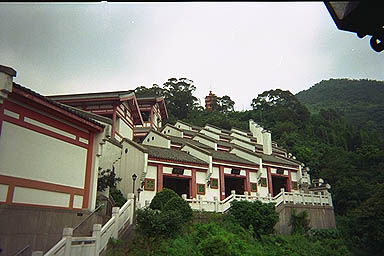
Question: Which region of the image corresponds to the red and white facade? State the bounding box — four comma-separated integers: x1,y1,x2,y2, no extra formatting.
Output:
0,65,105,211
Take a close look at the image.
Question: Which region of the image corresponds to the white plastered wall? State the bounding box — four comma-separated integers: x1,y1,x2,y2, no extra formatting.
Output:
13,187,70,208
205,125,221,134
231,138,255,152
231,132,251,142
196,171,207,199
231,128,248,136
0,121,87,189
193,135,217,150
143,131,170,149
200,129,220,140
258,167,269,197
249,171,258,197
230,148,260,164
205,167,220,201
140,165,157,205
116,117,133,140
162,125,183,138
175,121,192,131
119,141,147,197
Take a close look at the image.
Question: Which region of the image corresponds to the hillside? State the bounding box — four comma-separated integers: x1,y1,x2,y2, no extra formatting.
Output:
296,79,384,130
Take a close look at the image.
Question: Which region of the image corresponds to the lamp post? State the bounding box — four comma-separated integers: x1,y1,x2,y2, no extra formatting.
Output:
137,188,143,202
132,173,137,224
132,173,137,193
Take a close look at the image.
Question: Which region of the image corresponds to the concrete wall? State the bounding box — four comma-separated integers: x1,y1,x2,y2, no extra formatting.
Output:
98,140,122,174
0,204,105,255
275,204,336,234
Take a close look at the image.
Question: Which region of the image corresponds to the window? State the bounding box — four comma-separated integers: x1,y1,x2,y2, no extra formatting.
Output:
292,182,298,190
141,111,150,122
125,148,128,154
259,177,267,187
210,178,218,189
197,184,206,195
144,178,155,191
251,182,258,192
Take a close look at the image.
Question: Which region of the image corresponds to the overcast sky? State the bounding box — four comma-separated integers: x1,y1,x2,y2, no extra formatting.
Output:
1,2,383,110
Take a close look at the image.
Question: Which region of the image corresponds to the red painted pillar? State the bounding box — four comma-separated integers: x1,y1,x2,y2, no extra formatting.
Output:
112,105,117,139
267,167,273,196
191,169,196,199
245,169,251,193
157,164,163,192
83,132,94,208
219,166,225,200
287,170,292,192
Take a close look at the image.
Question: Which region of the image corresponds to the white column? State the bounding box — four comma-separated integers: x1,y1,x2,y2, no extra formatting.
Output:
93,224,102,256
63,228,73,256
112,207,120,239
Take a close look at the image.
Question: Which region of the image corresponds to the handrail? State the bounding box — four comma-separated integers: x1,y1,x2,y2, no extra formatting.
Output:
13,244,30,256
73,203,104,231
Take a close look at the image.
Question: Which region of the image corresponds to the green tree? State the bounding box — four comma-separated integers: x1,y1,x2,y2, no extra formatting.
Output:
162,78,199,120
226,200,278,240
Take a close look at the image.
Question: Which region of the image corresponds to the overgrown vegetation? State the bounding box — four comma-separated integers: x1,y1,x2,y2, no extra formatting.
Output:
133,77,384,254
97,168,127,208
120,198,349,256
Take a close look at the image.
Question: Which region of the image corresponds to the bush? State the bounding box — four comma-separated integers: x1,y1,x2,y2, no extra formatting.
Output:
290,209,311,234
110,189,127,208
149,188,179,210
163,196,193,222
226,200,279,239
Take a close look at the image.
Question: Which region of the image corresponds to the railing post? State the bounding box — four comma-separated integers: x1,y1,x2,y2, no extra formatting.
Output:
279,188,285,204
319,194,323,206
310,191,314,205
244,191,249,201
93,224,102,256
329,194,333,207
32,252,43,256
112,207,120,239
127,193,135,225
198,195,202,211
63,227,73,256
302,193,305,205
214,196,219,212
231,190,236,199
182,194,187,200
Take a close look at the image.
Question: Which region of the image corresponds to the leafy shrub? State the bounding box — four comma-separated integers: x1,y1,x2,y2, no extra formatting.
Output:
149,188,179,210
163,196,193,222
310,228,341,240
110,189,127,208
227,200,278,239
290,209,311,234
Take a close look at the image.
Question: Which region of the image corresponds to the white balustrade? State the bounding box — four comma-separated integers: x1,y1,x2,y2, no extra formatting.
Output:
40,193,135,256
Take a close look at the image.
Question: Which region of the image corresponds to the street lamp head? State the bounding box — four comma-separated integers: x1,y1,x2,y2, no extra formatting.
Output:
132,173,137,181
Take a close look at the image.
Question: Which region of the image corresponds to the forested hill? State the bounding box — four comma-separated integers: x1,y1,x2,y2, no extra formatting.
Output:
296,79,384,130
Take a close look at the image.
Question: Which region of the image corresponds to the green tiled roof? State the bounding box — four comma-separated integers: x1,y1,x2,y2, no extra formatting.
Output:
144,145,209,165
